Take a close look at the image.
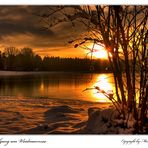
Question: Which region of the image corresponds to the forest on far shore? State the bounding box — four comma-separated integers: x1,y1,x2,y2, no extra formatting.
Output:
0,47,112,72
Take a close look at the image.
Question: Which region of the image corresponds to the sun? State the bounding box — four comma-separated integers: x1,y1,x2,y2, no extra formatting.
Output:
87,44,109,59
93,44,108,59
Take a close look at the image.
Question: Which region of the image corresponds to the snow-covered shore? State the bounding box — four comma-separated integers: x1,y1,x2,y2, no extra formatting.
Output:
0,96,147,134
0,96,110,134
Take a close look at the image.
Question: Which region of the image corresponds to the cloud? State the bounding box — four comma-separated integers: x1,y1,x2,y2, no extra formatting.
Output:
0,6,54,37
0,6,86,57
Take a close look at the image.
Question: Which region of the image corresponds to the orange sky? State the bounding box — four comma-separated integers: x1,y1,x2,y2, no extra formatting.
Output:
0,6,110,60
0,6,89,58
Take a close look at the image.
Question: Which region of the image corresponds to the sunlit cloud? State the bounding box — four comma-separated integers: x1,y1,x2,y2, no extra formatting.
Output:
0,6,87,58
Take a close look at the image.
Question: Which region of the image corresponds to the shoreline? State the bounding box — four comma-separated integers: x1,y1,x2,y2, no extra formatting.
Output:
0,70,113,77
1,96,146,134
0,96,111,134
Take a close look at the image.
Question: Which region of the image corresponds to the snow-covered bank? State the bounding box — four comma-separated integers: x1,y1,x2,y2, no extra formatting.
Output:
0,71,59,76
78,108,136,134
1,96,147,134
20,105,148,134
23,105,86,134
21,106,138,134
0,96,110,134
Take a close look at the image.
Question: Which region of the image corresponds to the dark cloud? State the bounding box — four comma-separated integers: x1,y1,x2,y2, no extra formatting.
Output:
0,6,86,57
0,6,54,37
0,21,54,37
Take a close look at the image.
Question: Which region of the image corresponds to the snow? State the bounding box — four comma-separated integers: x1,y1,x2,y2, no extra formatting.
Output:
0,96,146,134
79,107,138,134
0,96,109,134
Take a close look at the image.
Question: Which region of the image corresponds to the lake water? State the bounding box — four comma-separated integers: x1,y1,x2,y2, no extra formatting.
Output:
0,71,115,102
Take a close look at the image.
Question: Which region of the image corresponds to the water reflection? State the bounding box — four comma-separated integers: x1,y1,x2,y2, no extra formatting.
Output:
91,74,115,102
0,72,115,102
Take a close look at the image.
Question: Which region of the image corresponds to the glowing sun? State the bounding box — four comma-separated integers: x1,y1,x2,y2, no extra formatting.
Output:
88,44,108,59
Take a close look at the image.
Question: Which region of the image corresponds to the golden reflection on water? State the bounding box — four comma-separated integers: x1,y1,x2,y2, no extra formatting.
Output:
40,81,45,92
37,73,115,103
91,74,115,102
0,72,116,103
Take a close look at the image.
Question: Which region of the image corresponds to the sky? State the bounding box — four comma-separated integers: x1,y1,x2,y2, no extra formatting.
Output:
0,6,87,58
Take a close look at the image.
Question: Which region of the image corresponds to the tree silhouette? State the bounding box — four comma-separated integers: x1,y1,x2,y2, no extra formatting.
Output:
20,47,34,70
34,54,42,71
0,47,110,72
4,47,19,70
39,5,148,133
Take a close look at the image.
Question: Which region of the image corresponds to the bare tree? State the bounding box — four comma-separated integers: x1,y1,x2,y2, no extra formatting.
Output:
4,47,19,57
39,5,148,133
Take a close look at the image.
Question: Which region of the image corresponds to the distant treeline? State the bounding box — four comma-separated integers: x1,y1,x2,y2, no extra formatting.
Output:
0,47,112,72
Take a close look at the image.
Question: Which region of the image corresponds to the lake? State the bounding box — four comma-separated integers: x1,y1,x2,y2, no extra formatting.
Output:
0,71,115,102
